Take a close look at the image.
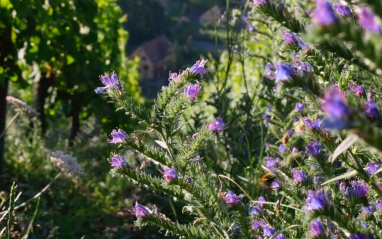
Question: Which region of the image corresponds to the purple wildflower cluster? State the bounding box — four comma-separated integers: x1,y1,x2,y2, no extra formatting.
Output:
265,157,281,171
168,72,179,82
189,59,208,76
357,8,382,33
224,191,241,206
162,166,177,182
209,118,226,132
312,0,382,33
252,0,269,8
306,141,322,157
306,190,328,212
295,103,304,111
335,2,352,18
251,219,276,237
340,181,370,198
184,84,202,100
264,61,313,83
312,0,338,26
364,97,381,120
303,117,321,131
134,202,150,218
108,154,128,169
291,168,307,183
310,220,325,238
95,73,123,94
321,88,353,130
350,84,366,97
280,30,308,49
108,129,127,144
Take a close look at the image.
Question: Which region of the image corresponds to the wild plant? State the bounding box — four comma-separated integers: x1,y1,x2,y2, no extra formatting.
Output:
97,0,382,238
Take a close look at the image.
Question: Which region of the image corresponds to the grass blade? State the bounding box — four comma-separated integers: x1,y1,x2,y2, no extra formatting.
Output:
330,134,358,163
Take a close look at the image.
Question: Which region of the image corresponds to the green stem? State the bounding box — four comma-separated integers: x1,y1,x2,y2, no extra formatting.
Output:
0,111,21,139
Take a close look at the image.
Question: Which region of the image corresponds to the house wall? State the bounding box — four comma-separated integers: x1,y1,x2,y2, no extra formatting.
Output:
131,48,155,79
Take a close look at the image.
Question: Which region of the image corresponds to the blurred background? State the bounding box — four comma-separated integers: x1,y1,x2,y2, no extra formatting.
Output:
0,0,247,238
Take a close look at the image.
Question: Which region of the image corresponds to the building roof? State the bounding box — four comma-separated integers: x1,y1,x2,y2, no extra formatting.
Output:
155,0,168,7
199,5,222,25
133,35,172,63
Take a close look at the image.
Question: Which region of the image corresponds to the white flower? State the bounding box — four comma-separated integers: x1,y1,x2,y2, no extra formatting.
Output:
50,151,85,177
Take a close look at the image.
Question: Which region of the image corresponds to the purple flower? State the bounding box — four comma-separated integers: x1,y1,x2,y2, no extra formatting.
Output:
335,2,352,18
190,60,208,76
364,98,381,120
322,88,349,119
169,72,179,82
264,63,276,80
271,180,282,190
362,206,374,217
322,88,352,130
251,205,263,215
292,168,307,183
306,141,322,157
349,232,374,239
306,190,328,212
312,0,338,26
314,176,323,183
294,61,313,72
350,85,366,97
375,200,382,211
162,166,177,182
278,144,287,153
184,84,202,100
294,61,313,77
253,0,269,8
209,118,225,132
357,8,382,33
108,129,127,144
266,157,280,170
258,196,266,208
310,220,325,238
303,117,321,130
251,219,263,231
263,225,275,237
108,154,128,169
286,130,294,136
291,147,299,154
95,73,122,94
295,103,304,111
274,235,286,239
274,62,294,83
339,181,346,192
361,221,368,229
280,30,299,46
262,114,271,121
224,191,241,206
352,182,369,198
248,24,255,31
134,202,150,218
367,162,380,175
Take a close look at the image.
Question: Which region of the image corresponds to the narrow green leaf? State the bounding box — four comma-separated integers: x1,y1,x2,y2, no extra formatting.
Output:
155,140,168,150
330,134,358,163
270,225,299,239
371,166,382,178
21,198,40,239
321,170,358,186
